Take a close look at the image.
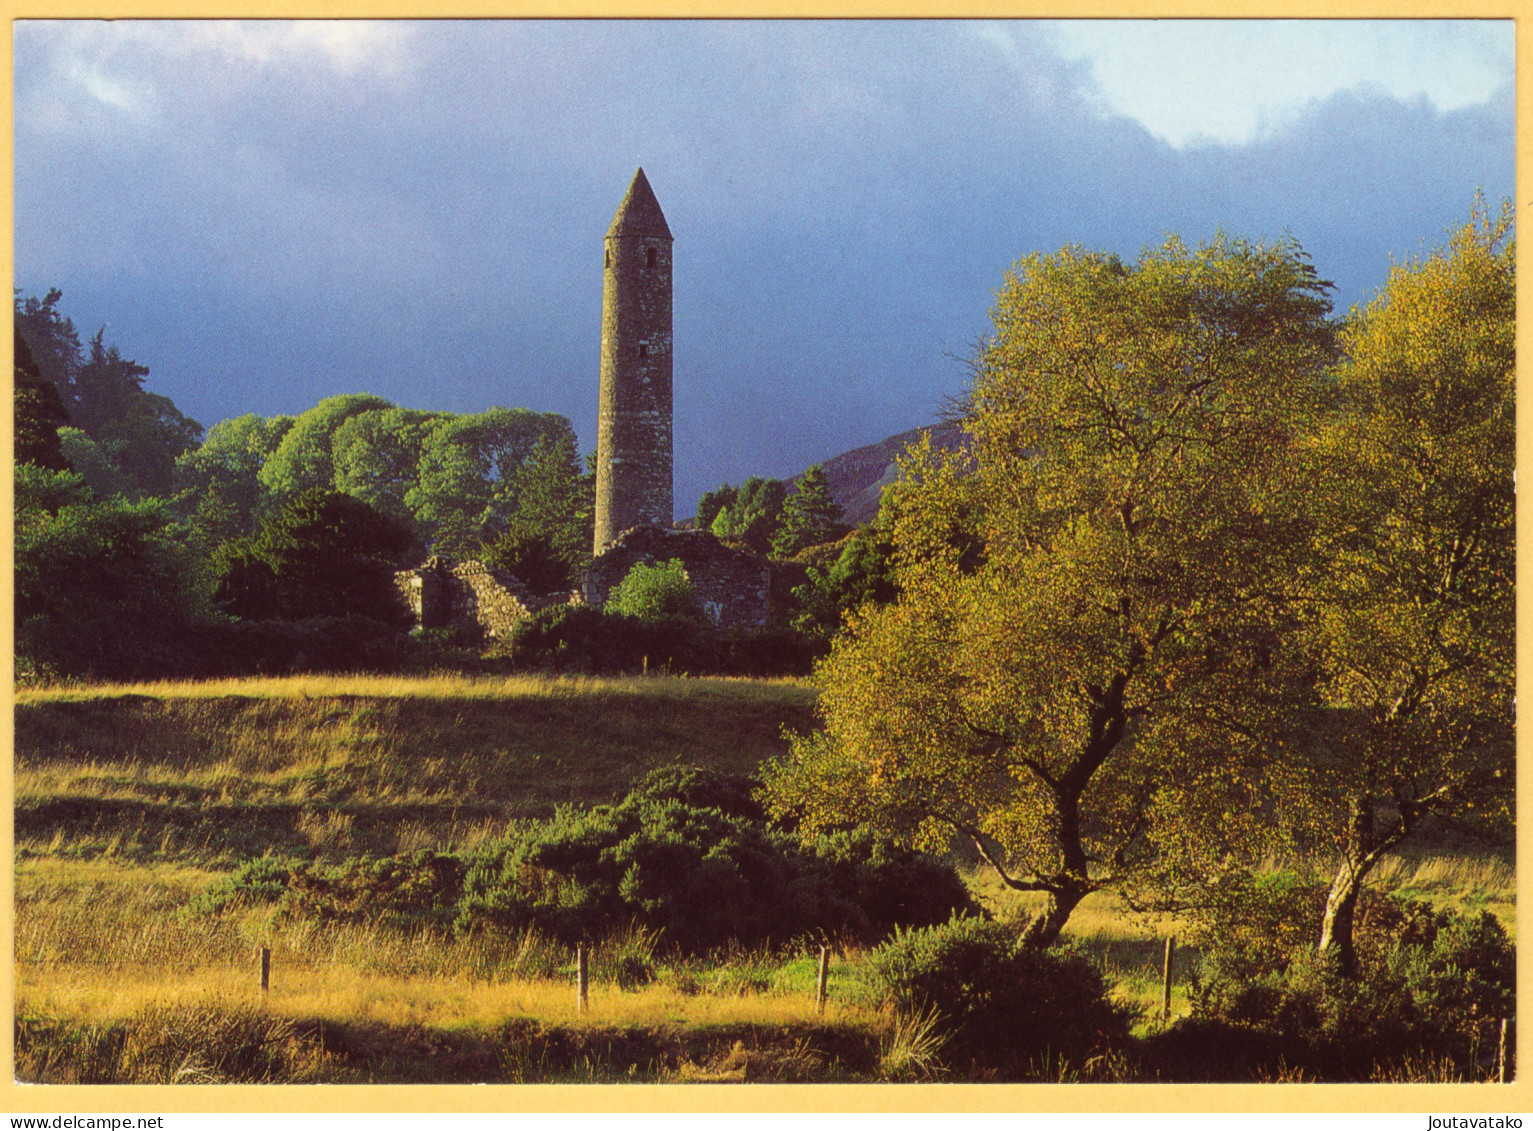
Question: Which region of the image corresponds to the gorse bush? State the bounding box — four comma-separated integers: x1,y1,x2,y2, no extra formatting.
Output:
458,769,977,951
191,767,976,955
868,915,1135,1078
1148,893,1515,1081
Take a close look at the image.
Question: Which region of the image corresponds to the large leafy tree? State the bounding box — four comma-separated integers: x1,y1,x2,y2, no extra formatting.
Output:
171,412,298,544
408,408,578,555
257,393,394,502
1294,204,1515,976
331,406,450,536
57,427,137,500
15,465,206,679
763,236,1338,945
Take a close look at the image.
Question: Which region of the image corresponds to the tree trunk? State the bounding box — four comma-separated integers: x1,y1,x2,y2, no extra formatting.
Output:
1022,885,1088,949
1318,857,1369,978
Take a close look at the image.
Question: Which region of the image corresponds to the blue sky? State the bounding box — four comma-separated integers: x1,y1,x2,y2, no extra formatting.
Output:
14,20,1514,515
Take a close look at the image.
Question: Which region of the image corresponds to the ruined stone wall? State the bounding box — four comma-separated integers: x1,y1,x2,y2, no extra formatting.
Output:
594,169,674,551
395,557,566,640
584,527,770,630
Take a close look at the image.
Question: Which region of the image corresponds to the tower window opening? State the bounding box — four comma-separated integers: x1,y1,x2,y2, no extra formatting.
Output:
605,249,610,269
646,248,657,269
638,342,648,358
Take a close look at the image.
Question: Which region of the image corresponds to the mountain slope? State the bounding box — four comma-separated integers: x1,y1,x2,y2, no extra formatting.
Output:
803,421,966,526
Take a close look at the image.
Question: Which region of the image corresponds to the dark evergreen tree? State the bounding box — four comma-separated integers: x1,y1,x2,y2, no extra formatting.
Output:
695,483,738,531
771,464,844,557
14,325,70,471
14,291,201,496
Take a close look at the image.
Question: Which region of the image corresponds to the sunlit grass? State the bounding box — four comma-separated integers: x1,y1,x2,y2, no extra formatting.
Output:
17,969,870,1033
16,675,819,864
15,855,879,1033
16,672,814,705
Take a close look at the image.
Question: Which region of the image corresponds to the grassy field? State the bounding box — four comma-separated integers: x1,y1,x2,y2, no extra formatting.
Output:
13,673,1515,1084
16,673,818,863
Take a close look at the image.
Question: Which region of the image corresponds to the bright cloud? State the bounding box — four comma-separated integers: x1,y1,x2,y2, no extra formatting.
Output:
16,19,418,132
165,20,418,76
1018,20,1513,147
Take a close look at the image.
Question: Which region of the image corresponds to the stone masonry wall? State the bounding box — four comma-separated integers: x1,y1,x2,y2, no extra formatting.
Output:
583,526,770,630
395,557,568,640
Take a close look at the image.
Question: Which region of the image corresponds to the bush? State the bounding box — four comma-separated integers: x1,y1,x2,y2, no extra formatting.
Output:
626,766,766,822
493,604,822,677
193,767,977,956
1148,893,1515,1081
607,558,701,621
493,604,715,674
185,856,295,916
868,915,1135,1078
185,852,466,933
1183,870,1327,985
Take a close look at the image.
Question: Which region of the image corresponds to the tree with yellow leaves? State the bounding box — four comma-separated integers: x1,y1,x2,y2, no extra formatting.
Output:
1294,202,1515,977
762,235,1339,946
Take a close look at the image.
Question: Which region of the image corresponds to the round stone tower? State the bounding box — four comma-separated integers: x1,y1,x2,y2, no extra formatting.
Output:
594,167,673,553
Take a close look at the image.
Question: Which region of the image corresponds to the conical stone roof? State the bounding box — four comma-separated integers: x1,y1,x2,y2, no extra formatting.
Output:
606,167,672,240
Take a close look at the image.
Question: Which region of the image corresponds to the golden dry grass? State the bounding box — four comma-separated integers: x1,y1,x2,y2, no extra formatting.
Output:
15,672,813,705
16,673,819,863
17,969,866,1033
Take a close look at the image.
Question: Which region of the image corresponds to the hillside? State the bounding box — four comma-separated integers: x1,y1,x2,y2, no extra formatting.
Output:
796,421,967,526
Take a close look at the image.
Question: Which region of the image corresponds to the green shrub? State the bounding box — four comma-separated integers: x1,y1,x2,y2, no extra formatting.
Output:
458,792,807,952
185,856,295,916
455,769,975,952
607,558,701,621
186,852,466,933
1183,870,1327,984
280,852,467,931
190,768,976,957
868,915,1135,1078
494,603,820,677
1149,895,1515,1081
626,765,765,821
493,604,715,674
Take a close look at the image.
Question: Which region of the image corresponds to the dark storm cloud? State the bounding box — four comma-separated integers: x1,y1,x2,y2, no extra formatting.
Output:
14,21,1513,514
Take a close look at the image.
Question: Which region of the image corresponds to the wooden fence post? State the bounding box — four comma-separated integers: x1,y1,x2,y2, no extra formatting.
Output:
815,946,830,1016
259,946,271,1000
1498,1017,1508,1083
1161,937,1175,1021
576,946,589,1016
